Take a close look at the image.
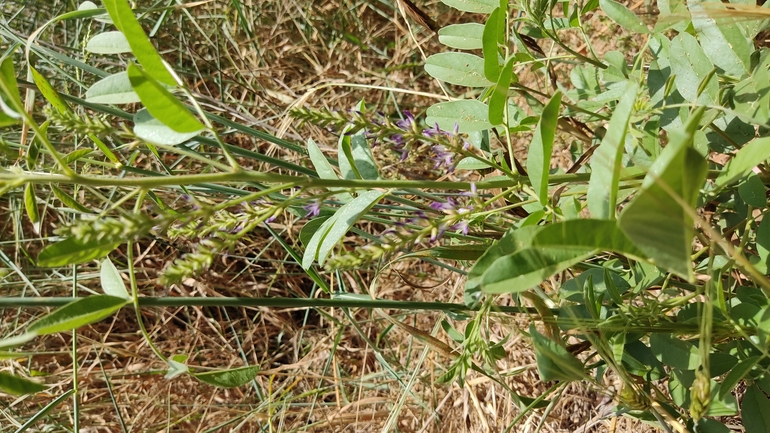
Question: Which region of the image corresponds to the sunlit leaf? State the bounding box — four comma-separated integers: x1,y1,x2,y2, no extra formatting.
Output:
27,295,129,335
587,81,637,219
338,127,379,180
425,53,493,87
30,66,68,113
527,91,561,205
37,237,121,267
715,137,770,188
127,64,204,133
618,108,707,280
689,0,752,77
102,0,175,85
302,190,386,268
132,108,202,145
85,72,140,104
426,100,494,133
85,30,131,54
488,57,515,125
438,23,484,49
441,0,498,13
600,0,649,33
100,258,130,299
482,7,504,82
192,365,259,388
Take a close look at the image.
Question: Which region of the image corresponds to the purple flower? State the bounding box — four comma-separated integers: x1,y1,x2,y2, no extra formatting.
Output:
303,200,321,218
395,111,415,130
430,198,456,213
422,123,445,138
431,145,454,170
451,220,470,235
461,182,477,198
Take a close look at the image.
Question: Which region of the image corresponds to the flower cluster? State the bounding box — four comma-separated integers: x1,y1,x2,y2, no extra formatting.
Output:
162,200,282,284
325,188,481,270
47,108,129,138
291,106,470,174
56,213,157,244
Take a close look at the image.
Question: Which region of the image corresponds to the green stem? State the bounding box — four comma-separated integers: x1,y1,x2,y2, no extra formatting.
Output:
127,242,168,363
3,169,729,191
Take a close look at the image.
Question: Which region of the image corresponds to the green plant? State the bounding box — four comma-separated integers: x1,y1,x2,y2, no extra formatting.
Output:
3,0,770,431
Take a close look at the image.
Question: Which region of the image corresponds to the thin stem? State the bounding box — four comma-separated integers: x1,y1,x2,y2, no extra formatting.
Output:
71,264,79,433
127,242,168,363
3,168,728,191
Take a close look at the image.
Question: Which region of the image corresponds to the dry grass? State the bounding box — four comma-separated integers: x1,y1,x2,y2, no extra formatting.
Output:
0,0,665,432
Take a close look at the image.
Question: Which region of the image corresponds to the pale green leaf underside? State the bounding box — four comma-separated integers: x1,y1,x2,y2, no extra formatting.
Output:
85,72,140,104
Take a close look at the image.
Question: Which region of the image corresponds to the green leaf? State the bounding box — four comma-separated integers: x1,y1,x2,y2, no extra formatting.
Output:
338,128,379,180
477,219,646,294
669,33,718,104
695,419,731,433
192,365,259,388
716,137,770,188
527,91,561,205
482,8,503,82
689,1,752,77
102,0,175,85
426,100,494,133
532,219,646,260
618,109,707,280
0,332,37,349
438,23,485,49
441,320,465,342
85,30,131,54
455,157,495,170
599,0,649,33
63,148,94,165
302,190,386,268
164,356,189,380
466,225,543,289
0,55,23,110
530,325,586,382
307,138,352,203
37,237,121,267
132,108,202,145
0,56,22,124
51,184,92,214
441,0,498,13
649,333,699,369
743,385,770,433
738,173,766,207
85,71,140,104
23,184,40,229
100,258,130,299
587,82,638,219
488,57,514,125
127,64,204,133
480,247,593,294
0,372,46,395
30,66,68,114
425,53,493,87
720,356,761,400
27,295,129,335
300,216,331,246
